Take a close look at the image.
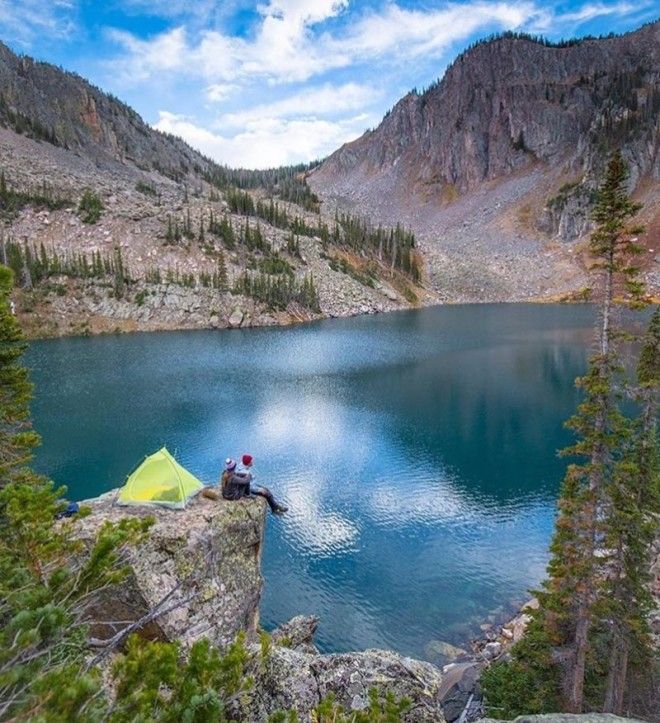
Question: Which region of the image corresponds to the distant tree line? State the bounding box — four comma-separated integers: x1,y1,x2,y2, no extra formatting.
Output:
203,161,321,213
222,187,421,281
0,170,72,220
0,93,60,146
332,212,421,282
1,238,230,297
224,188,328,239
233,271,320,312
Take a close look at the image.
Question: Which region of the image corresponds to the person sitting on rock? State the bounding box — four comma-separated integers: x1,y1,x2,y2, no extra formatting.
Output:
237,454,288,515
220,458,250,500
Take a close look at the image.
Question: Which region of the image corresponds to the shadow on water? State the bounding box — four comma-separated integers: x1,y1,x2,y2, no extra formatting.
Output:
27,303,611,660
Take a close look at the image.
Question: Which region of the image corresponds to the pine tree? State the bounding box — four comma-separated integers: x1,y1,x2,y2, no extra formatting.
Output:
483,152,651,716
0,267,39,485
559,151,646,711
215,251,228,291
600,308,659,713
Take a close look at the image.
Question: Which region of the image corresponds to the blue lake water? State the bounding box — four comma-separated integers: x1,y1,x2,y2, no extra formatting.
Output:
26,303,601,662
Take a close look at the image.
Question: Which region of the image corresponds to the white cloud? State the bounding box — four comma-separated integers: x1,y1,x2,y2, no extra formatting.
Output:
205,83,239,102
129,0,645,169
217,82,382,127
0,0,78,45
530,0,646,31
154,109,373,168
118,0,217,18
106,26,189,80
559,1,637,22
109,0,649,87
109,0,540,85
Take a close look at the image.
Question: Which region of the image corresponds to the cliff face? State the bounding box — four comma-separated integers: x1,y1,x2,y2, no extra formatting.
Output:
74,492,267,650
313,23,658,210
0,43,212,180
310,23,660,301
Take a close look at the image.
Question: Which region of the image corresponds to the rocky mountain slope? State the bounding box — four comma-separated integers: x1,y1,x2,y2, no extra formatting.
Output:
0,42,431,337
310,22,660,302
0,42,215,181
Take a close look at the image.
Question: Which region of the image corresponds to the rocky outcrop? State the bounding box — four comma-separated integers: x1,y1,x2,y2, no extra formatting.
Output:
73,491,267,650
238,641,447,722
312,23,658,206
75,495,450,721
310,23,660,301
0,43,214,180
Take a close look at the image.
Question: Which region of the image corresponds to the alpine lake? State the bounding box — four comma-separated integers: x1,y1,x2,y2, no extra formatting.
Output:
26,303,639,664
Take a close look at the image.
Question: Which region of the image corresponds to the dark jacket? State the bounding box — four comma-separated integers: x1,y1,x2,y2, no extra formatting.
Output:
221,471,251,501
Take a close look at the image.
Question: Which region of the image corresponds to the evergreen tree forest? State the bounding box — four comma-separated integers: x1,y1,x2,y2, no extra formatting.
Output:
0,170,72,221
222,187,421,282
481,152,659,718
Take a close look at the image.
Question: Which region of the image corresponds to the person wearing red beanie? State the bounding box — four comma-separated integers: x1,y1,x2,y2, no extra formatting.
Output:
236,454,288,515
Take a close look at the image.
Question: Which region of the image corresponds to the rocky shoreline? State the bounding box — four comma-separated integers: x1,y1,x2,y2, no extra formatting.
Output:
17,281,604,341
72,483,655,722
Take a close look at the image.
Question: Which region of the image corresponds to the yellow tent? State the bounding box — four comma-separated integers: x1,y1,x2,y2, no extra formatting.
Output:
116,447,203,509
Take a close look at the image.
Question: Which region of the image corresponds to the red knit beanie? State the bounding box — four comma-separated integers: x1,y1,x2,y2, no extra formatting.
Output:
242,454,253,466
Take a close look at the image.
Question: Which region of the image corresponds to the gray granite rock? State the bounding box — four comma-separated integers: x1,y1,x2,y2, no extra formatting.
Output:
73,491,267,650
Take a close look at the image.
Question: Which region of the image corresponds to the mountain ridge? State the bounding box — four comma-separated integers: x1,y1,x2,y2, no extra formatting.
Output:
0,40,433,338
309,21,659,302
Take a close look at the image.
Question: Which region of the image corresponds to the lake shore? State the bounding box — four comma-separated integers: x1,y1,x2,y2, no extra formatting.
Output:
17,280,603,341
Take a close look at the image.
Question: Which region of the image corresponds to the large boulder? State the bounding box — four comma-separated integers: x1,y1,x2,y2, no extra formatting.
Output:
271,614,320,654
72,491,267,650
234,640,446,722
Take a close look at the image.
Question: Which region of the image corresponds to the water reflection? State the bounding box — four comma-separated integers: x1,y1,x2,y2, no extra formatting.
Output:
27,304,604,660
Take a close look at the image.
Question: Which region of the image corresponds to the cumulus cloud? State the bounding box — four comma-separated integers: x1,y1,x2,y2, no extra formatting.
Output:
103,0,649,169
110,1,531,85
155,109,372,168
216,82,382,127
205,83,239,102
106,26,189,80
109,0,649,86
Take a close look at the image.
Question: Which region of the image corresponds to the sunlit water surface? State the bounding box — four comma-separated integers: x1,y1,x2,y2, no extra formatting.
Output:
27,304,603,661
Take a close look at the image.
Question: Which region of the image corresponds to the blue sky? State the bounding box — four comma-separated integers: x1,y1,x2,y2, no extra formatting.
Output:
1,1,656,168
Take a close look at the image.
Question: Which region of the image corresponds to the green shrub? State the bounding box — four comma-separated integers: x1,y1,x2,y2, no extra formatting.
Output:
480,624,561,718
78,189,104,224
136,181,157,197
258,255,294,276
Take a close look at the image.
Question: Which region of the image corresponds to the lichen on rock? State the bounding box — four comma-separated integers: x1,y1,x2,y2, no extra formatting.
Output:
72,490,267,650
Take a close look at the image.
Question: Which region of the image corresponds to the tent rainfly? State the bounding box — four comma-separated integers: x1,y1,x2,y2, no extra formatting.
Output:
116,447,203,509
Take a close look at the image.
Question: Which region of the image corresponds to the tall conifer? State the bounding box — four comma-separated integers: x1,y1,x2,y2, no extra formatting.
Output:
483,152,653,715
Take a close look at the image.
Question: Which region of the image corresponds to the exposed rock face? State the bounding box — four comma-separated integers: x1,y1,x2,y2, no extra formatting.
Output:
271,614,320,655
75,495,449,721
73,491,267,650
313,23,658,205
310,23,659,301
0,43,213,180
236,644,447,722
